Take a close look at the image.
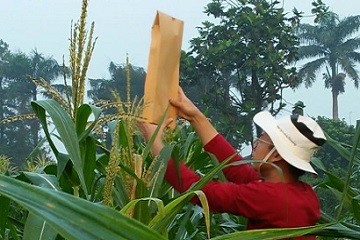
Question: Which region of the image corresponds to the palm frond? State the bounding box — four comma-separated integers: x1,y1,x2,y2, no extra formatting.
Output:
297,45,325,60
298,58,327,87
296,24,321,44
336,15,360,42
337,57,359,87
338,38,360,52
348,51,360,62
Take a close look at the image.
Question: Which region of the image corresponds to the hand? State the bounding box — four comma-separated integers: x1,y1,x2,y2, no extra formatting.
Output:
170,87,218,145
137,118,174,156
169,87,202,122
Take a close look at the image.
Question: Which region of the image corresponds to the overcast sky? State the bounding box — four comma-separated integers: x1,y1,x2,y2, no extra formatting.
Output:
1,0,360,123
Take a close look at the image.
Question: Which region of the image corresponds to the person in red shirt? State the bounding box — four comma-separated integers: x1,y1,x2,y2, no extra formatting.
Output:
139,87,326,239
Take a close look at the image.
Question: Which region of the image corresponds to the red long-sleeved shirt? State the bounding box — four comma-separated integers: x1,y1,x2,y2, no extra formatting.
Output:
164,134,320,239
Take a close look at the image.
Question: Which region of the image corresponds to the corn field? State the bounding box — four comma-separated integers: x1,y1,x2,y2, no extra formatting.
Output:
0,0,360,239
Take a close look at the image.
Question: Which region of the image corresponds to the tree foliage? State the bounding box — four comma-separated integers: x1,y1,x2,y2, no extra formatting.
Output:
296,8,360,119
1,1,360,239
0,43,62,166
316,116,356,171
87,60,145,111
181,0,300,148
308,117,357,219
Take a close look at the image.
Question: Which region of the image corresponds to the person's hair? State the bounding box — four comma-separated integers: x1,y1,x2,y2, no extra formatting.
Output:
288,164,306,178
270,144,305,178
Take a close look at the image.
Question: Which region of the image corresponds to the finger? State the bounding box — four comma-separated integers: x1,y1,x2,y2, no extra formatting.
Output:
164,118,174,127
159,118,174,132
170,86,184,104
178,86,184,94
169,98,179,107
136,120,145,130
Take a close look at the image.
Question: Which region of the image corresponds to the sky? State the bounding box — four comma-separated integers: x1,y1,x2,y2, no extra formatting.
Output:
1,0,360,124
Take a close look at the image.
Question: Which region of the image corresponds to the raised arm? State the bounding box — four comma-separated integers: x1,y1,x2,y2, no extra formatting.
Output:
170,87,259,182
169,87,218,146
138,87,216,155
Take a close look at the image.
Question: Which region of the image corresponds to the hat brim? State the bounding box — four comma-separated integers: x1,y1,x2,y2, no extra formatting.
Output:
253,111,317,175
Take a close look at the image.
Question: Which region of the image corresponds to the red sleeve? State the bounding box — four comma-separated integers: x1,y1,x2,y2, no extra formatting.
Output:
164,134,320,228
164,158,201,193
165,164,320,227
163,134,262,215
204,134,259,183
164,160,291,217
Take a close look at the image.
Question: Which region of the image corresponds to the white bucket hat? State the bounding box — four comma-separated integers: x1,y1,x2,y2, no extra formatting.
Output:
253,111,326,174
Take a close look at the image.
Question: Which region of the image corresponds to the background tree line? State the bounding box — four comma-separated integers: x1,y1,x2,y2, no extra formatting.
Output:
1,0,359,169
0,0,359,238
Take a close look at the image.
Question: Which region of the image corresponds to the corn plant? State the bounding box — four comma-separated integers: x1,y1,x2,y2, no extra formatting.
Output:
1,0,360,238
2,126,359,239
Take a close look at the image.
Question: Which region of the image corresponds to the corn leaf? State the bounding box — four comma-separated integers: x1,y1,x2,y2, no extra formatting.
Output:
21,172,60,240
149,145,174,198
149,191,196,231
352,195,360,222
0,175,165,240
120,197,165,217
23,214,58,240
31,100,88,196
210,223,331,240
76,103,102,140
0,195,10,237
81,136,97,193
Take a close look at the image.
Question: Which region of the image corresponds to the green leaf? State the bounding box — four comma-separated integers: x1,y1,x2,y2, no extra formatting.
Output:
22,172,61,240
23,214,58,240
133,179,153,224
0,195,11,237
194,190,211,239
0,175,165,240
76,103,102,139
208,153,228,182
210,223,331,240
118,120,131,155
189,154,234,191
31,99,88,196
112,174,130,208
31,100,59,157
120,197,165,217
323,132,360,165
181,132,197,159
22,172,61,190
352,195,360,222
173,207,194,240
149,191,196,231
148,145,174,198
82,136,97,193
121,197,166,234
316,222,360,239
141,106,169,163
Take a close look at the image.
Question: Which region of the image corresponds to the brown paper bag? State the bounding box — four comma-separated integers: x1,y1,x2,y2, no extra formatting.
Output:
142,11,184,128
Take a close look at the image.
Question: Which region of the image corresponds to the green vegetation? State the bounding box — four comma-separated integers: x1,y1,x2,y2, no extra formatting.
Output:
0,0,360,239
180,0,300,148
296,1,360,120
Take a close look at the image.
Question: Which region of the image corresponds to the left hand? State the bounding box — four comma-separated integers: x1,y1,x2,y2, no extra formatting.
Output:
137,118,174,156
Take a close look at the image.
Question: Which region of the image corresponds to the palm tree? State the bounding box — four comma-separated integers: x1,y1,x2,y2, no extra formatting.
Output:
4,49,62,153
296,12,360,119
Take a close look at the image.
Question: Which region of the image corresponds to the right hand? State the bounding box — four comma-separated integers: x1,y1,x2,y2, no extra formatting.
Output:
169,87,202,122
170,87,218,145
